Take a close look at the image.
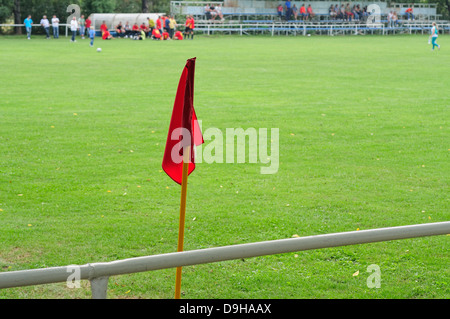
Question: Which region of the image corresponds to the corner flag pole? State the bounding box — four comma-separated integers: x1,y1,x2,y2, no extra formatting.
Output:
175,146,190,299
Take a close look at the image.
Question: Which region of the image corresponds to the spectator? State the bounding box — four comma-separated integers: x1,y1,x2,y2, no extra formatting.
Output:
277,4,283,20
85,16,92,34
124,21,132,38
329,5,337,20
24,15,33,40
40,15,50,39
307,5,315,20
210,4,218,20
345,3,354,21
300,4,307,21
116,22,126,37
355,5,363,21
204,4,212,20
89,26,95,47
405,5,414,20
361,5,369,21
78,15,86,39
292,5,298,20
388,11,393,28
70,16,78,42
285,0,292,20
335,4,341,19
338,5,345,20
392,11,399,26
351,5,359,21
51,15,59,39
215,4,224,21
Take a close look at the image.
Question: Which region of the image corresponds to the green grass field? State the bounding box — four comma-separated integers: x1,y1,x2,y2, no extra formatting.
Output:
0,33,448,299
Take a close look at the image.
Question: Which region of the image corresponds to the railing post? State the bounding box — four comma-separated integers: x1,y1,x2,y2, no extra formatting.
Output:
90,276,109,299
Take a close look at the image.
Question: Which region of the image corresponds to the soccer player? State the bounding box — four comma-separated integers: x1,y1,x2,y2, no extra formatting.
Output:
174,30,184,40
156,16,162,34
151,28,162,40
24,15,33,39
132,23,140,38
162,31,170,40
102,29,113,40
184,15,195,40
116,22,126,38
100,21,108,34
429,22,440,51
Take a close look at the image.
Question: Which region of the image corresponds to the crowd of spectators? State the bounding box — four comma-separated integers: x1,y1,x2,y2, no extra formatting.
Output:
24,14,92,40
277,2,417,23
328,3,369,21
24,12,193,42
204,3,224,21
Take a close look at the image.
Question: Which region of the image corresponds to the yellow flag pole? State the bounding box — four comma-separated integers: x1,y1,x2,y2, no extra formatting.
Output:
175,146,190,299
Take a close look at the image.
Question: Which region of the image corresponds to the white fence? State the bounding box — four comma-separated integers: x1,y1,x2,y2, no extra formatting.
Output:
195,21,450,36
0,221,448,299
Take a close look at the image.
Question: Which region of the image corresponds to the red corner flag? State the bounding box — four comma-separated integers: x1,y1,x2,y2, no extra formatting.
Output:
162,57,203,185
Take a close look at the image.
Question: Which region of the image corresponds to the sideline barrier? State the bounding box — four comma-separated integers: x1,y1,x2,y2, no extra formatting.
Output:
0,221,449,298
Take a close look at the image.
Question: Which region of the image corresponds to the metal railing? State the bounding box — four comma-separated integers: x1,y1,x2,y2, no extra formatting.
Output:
0,221,448,298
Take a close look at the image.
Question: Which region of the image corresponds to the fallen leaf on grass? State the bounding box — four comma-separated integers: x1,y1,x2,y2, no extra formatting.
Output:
353,270,359,277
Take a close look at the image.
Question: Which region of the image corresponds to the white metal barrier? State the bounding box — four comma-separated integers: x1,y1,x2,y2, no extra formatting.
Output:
0,221,448,298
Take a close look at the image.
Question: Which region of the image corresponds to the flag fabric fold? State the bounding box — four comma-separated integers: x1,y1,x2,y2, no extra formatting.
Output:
162,57,203,185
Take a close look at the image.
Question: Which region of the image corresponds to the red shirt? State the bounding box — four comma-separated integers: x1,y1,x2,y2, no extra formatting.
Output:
102,30,110,39
190,18,195,29
132,24,139,31
300,6,306,14
100,23,107,32
156,19,161,29
405,8,413,13
175,31,183,40
162,31,169,40
86,19,91,28
152,29,161,38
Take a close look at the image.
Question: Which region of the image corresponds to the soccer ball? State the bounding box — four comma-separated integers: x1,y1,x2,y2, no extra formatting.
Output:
97,48,102,52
